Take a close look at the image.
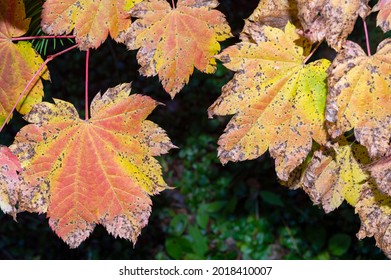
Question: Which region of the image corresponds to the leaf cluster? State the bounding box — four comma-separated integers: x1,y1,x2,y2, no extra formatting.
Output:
0,0,390,258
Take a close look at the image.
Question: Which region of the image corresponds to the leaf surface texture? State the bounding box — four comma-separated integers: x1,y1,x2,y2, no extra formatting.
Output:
209,22,329,181
0,0,49,126
10,83,174,248
41,0,142,49
0,146,21,216
125,0,232,97
326,39,391,158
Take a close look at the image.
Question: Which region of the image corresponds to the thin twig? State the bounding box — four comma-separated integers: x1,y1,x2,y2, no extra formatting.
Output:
303,41,322,65
11,35,76,42
0,44,78,133
85,49,90,121
363,19,371,56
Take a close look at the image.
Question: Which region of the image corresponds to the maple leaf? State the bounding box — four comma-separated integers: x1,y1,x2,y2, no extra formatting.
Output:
41,0,142,50
0,146,21,217
373,0,391,32
356,185,391,258
302,139,371,213
297,0,370,50
247,0,299,30
9,83,174,248
124,0,232,98
209,22,329,181
326,39,391,158
365,152,391,196
0,0,49,126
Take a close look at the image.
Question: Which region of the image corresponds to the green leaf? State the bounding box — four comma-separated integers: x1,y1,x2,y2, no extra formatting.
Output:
200,201,226,213
188,225,208,257
165,237,192,259
196,210,209,229
168,213,188,236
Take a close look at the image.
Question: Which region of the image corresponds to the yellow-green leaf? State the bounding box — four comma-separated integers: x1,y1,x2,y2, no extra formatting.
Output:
209,22,329,181
302,139,371,213
0,0,49,126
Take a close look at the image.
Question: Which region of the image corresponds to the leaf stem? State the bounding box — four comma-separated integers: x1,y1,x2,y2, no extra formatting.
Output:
85,49,90,121
0,44,78,133
303,41,322,65
363,19,371,56
11,35,76,42
171,0,176,8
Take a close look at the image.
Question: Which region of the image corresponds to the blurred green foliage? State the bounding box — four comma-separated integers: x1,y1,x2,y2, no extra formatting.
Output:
0,0,388,259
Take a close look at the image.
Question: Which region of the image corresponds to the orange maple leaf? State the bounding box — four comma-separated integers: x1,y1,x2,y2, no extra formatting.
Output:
125,0,232,98
373,0,391,32
0,0,49,126
10,83,174,248
41,0,142,50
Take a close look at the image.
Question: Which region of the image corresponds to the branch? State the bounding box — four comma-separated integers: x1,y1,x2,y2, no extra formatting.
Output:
363,19,371,56
11,35,76,42
303,41,322,65
85,49,90,121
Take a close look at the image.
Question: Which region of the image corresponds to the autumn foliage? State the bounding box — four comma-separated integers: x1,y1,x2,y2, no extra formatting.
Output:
0,0,390,258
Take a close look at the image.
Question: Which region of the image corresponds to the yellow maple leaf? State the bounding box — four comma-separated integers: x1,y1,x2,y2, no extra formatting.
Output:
326,39,391,158
124,0,232,98
302,139,371,213
247,0,299,29
0,0,49,126
297,0,370,50
302,137,391,257
41,0,142,50
10,83,174,248
356,185,391,258
365,152,391,196
209,22,329,181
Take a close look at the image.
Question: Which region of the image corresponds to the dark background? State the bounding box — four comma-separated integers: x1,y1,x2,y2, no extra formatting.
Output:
0,0,389,259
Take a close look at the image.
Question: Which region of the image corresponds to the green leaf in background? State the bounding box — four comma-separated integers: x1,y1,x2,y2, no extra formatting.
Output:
315,251,331,260
196,210,209,229
168,214,188,236
165,237,192,259
188,225,208,257
328,233,351,256
200,201,227,213
260,191,285,207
